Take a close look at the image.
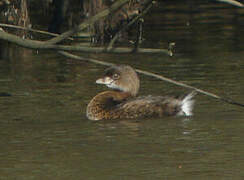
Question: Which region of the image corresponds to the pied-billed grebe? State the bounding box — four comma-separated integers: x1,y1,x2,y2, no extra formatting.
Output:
86,65,196,121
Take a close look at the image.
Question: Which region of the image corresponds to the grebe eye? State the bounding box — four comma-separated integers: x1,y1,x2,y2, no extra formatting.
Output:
112,73,120,79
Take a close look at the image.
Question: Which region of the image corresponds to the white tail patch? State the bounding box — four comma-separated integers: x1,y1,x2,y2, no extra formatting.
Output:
178,91,196,116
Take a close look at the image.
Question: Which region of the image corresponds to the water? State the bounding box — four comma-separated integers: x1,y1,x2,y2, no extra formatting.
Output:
0,1,244,179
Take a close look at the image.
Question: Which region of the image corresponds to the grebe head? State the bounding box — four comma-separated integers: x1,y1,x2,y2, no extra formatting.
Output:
96,65,140,96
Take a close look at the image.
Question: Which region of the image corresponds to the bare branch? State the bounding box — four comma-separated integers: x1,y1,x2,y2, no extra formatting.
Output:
107,0,154,50
59,51,244,108
46,0,131,45
216,0,244,7
0,30,171,55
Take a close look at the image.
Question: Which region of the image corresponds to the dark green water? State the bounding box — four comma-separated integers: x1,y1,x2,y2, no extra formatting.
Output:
0,1,244,179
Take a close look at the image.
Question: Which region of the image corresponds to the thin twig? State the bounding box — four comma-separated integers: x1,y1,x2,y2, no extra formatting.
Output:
59,51,244,108
107,0,154,50
216,0,244,7
133,18,144,51
135,69,244,107
0,79,12,82
0,23,74,40
58,51,114,66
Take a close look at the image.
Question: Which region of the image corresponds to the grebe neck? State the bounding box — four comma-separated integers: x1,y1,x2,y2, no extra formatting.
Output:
86,91,130,120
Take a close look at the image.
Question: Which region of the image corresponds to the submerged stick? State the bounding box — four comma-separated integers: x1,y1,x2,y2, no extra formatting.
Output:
59,51,244,108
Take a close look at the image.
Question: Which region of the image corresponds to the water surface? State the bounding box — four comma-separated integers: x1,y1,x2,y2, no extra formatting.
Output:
0,1,243,180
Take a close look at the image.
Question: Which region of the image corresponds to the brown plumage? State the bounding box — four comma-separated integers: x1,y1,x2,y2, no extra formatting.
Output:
86,65,196,121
